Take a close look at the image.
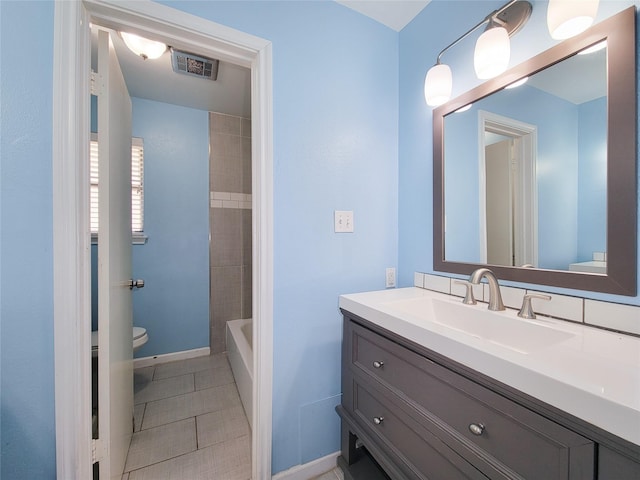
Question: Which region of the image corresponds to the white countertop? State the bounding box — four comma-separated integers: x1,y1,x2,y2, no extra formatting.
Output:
339,287,640,446
568,261,607,274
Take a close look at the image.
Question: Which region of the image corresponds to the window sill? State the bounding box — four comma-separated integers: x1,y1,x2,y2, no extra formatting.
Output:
91,233,148,245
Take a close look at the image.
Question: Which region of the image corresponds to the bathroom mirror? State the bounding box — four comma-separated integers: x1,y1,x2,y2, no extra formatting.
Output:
433,7,637,295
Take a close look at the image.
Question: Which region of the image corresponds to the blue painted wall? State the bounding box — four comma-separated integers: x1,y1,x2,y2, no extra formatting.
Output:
130,97,210,356
0,0,398,476
577,97,607,261
158,2,400,472
1,1,56,478
398,0,640,306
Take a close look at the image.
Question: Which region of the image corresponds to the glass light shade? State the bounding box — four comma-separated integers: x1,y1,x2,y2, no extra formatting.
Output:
547,0,599,40
474,27,510,79
121,32,167,60
578,40,606,55
424,64,452,107
505,77,528,89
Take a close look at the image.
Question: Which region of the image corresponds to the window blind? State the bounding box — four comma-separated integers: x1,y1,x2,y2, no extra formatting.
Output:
90,134,144,233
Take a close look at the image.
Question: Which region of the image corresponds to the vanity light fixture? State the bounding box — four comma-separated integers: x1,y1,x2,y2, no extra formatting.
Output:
424,0,532,106
121,32,167,60
474,24,510,79
547,0,599,40
424,64,453,107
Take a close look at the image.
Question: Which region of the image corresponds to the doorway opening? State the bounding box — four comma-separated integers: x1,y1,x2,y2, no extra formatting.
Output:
52,2,273,479
478,110,538,268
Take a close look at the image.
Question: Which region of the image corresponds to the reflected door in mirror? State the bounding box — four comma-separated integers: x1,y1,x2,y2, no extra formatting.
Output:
443,45,607,272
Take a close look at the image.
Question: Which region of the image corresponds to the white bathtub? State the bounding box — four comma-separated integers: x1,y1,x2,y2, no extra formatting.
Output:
226,318,253,429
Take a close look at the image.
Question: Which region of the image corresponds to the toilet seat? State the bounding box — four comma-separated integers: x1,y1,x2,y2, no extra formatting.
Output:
133,326,149,350
91,327,148,356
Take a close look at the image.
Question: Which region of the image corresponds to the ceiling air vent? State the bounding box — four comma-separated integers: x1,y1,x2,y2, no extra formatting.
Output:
170,48,219,81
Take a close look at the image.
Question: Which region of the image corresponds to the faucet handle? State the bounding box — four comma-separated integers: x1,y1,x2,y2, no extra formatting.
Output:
454,280,477,305
518,293,551,319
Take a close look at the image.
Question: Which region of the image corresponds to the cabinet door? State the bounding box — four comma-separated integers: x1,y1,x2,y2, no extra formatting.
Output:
353,379,489,480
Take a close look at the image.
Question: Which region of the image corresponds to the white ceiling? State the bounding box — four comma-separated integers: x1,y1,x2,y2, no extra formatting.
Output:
336,0,431,31
91,26,252,117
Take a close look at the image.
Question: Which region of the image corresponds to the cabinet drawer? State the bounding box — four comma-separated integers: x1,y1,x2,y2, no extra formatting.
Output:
353,379,489,480
350,321,595,480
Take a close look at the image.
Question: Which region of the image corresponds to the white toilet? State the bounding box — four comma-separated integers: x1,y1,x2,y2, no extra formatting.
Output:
91,326,149,357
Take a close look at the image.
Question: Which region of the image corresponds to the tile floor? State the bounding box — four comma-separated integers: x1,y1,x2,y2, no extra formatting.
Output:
122,353,251,480
121,352,343,480
313,467,344,480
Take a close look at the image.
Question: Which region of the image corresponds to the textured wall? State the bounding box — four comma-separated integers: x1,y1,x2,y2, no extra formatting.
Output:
1,2,56,477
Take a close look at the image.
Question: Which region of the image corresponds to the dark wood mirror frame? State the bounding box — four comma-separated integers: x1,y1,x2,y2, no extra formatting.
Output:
433,7,637,295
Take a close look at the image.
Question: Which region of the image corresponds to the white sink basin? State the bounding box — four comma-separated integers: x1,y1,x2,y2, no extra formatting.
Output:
383,296,574,354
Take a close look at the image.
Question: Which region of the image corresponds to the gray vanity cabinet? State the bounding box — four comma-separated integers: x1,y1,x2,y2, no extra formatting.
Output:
338,311,640,480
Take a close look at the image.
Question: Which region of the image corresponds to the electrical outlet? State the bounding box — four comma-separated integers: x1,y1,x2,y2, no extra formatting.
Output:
386,267,396,288
334,210,354,233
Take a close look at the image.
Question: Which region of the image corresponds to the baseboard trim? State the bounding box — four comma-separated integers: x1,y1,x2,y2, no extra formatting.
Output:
133,347,211,368
272,451,340,480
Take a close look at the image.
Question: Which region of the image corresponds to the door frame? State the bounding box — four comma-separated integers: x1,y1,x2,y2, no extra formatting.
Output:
477,110,538,267
52,1,274,478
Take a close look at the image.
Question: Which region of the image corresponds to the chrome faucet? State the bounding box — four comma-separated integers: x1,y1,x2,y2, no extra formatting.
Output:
469,268,505,311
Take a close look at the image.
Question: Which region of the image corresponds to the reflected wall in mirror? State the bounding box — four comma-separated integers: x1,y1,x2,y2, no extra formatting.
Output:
444,43,607,272
433,7,636,295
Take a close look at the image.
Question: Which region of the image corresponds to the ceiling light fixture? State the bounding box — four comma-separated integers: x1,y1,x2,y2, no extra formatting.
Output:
424,0,532,107
547,0,599,40
121,32,167,60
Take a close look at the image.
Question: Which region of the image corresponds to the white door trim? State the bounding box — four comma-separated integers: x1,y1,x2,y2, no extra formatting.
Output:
52,1,274,478
477,110,538,267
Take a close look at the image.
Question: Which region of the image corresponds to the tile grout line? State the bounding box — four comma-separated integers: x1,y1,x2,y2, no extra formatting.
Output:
126,424,251,476
128,354,250,476
125,417,199,474
151,361,231,381
137,378,240,431
126,435,243,478
140,378,236,405
194,374,200,451
133,377,197,406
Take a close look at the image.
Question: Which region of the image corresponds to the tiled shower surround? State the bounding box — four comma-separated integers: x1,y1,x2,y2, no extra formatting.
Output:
209,112,252,354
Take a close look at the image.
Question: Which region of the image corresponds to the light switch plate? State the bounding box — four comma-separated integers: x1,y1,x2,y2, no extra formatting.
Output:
334,210,354,233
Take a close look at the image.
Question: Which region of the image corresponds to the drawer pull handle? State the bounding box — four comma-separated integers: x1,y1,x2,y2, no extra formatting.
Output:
373,416,384,425
469,423,485,436
373,361,384,369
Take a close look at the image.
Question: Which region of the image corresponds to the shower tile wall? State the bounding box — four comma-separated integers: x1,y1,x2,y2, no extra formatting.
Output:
209,112,252,354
